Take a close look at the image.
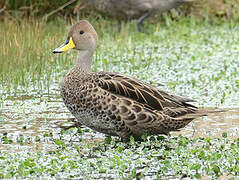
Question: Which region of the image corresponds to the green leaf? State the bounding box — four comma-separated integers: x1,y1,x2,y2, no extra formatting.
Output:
54,139,65,148
99,168,107,173
212,164,220,176
35,136,40,142
104,136,112,144
195,173,201,179
130,136,135,143
24,158,36,167
222,132,227,138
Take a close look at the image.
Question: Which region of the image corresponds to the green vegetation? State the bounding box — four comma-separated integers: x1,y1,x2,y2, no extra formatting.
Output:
0,19,71,91
0,5,239,179
0,131,239,179
1,17,238,106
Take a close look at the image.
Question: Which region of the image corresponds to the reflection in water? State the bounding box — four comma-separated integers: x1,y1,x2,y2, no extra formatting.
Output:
0,90,239,152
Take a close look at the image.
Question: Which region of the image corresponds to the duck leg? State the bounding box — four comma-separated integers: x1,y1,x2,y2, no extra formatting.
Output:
136,10,153,32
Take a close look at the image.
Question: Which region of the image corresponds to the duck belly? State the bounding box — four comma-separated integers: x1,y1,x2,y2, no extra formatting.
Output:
71,107,118,136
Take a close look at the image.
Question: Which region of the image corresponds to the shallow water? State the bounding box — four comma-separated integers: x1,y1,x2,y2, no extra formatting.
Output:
1,22,239,178
172,108,239,138
1,83,239,153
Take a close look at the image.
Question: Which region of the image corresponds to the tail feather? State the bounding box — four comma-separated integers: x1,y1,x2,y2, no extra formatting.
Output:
165,108,227,133
180,108,226,119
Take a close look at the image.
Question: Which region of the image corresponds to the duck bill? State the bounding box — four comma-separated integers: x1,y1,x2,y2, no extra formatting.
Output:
53,37,75,53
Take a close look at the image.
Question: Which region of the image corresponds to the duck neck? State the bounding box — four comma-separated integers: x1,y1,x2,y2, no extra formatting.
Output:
75,49,93,73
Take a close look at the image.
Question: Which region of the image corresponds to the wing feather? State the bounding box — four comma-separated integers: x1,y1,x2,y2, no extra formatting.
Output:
96,72,196,111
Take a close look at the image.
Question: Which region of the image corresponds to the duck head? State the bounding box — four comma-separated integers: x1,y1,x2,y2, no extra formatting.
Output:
53,20,98,54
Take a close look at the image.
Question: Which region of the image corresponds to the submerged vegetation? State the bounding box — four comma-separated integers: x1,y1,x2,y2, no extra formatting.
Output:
0,1,239,178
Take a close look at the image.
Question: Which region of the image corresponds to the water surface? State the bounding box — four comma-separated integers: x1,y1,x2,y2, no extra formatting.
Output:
1,85,238,152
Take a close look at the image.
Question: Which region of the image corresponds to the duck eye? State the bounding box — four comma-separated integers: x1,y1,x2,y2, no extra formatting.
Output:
79,30,84,35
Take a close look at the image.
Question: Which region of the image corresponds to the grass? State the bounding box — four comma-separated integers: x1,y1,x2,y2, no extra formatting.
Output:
0,19,67,90
2,0,77,17
1,17,239,107
0,15,239,179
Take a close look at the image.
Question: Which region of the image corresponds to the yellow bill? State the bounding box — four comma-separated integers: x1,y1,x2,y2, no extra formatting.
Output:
53,37,75,53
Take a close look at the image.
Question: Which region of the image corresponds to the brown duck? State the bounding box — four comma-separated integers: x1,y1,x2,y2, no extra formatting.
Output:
53,20,206,141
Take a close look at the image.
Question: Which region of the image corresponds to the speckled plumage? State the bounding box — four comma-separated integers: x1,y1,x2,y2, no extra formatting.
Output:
54,20,205,141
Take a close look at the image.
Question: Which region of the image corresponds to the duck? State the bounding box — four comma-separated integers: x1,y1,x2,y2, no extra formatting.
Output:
86,0,195,32
53,20,206,141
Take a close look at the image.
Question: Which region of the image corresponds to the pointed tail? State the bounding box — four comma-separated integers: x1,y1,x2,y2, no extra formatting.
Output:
180,108,227,119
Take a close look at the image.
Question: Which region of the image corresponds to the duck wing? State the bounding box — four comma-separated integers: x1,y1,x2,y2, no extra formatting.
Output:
96,72,197,112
